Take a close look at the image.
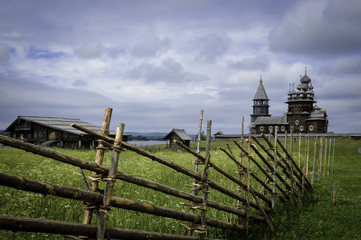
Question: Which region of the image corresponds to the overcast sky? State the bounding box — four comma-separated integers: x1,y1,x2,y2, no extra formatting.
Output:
1,0,360,134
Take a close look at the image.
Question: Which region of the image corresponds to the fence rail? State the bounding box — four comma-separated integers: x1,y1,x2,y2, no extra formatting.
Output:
0,108,336,239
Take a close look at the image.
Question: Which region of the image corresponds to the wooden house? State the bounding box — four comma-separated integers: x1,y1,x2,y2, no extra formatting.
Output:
4,116,128,149
164,129,193,150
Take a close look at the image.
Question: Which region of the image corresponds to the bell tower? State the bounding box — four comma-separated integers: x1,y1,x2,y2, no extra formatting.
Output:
250,77,271,123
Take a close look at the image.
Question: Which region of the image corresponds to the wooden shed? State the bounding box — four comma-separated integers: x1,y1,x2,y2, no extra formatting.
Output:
4,116,128,149
163,129,193,150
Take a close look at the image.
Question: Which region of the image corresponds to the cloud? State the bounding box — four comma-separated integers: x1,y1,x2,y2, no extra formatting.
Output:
228,56,270,71
0,43,11,65
269,0,361,57
73,43,106,59
194,33,231,64
72,79,88,87
125,58,206,83
322,56,361,75
0,1,360,134
26,47,65,59
131,37,171,58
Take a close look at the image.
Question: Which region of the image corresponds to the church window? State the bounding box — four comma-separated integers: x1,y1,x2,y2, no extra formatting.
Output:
309,125,314,132
295,120,299,125
281,126,285,132
300,126,304,132
260,126,264,132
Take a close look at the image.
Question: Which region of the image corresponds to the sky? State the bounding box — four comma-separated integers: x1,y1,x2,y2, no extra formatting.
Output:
1,0,360,134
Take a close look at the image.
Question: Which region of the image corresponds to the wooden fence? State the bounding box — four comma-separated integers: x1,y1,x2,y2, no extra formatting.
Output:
0,108,336,239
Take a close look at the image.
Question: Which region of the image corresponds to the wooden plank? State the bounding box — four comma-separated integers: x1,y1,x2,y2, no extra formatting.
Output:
0,172,248,232
83,107,112,224
0,215,224,240
97,123,124,239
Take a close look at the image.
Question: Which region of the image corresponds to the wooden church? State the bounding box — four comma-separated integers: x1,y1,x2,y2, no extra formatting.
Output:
250,68,328,134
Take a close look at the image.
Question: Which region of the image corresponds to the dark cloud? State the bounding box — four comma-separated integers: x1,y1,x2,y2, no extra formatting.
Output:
269,0,361,57
125,58,206,83
131,37,171,58
194,34,231,64
227,57,270,71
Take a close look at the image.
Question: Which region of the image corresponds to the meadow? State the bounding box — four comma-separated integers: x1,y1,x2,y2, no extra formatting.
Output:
0,138,360,239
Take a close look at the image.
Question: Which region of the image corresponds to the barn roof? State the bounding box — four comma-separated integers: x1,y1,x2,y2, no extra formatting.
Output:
5,116,115,136
164,129,193,141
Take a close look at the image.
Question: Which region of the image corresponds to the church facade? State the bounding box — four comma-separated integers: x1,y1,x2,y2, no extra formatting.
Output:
250,69,328,134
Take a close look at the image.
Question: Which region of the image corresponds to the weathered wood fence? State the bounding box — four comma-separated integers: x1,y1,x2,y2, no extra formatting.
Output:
0,108,336,239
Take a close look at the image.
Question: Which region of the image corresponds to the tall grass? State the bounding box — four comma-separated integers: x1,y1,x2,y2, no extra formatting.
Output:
0,138,360,239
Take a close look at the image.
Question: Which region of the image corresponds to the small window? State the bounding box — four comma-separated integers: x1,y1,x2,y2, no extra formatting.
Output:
269,126,273,132
290,126,294,131
260,126,264,132
309,125,314,132
295,120,299,125
281,126,285,132
300,125,304,132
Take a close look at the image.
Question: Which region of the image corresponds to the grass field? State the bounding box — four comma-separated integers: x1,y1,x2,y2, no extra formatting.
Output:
0,137,360,239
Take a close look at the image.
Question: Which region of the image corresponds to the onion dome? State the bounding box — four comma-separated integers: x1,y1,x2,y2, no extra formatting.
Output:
301,74,311,83
301,66,311,83
297,83,303,91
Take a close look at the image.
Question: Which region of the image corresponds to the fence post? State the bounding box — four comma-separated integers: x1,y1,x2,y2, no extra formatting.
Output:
199,120,212,240
323,138,328,178
328,137,332,176
305,134,310,178
237,116,246,221
188,109,204,236
298,133,302,169
196,110,204,154
318,137,323,181
332,138,336,174
272,127,278,208
97,123,125,240
246,127,252,235
289,130,294,191
83,107,112,225
311,136,318,185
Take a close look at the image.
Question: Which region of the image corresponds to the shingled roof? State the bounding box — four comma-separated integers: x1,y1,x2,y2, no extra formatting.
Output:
164,129,192,141
5,116,115,136
253,115,288,125
254,80,269,100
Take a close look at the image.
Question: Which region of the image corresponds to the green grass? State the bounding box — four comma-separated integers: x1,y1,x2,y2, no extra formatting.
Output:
0,138,360,239
251,138,361,240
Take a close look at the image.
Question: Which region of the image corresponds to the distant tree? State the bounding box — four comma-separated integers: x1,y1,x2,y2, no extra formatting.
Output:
196,130,206,141
129,135,149,141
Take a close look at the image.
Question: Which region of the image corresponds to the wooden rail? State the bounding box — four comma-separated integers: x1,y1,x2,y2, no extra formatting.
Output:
0,108,335,239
